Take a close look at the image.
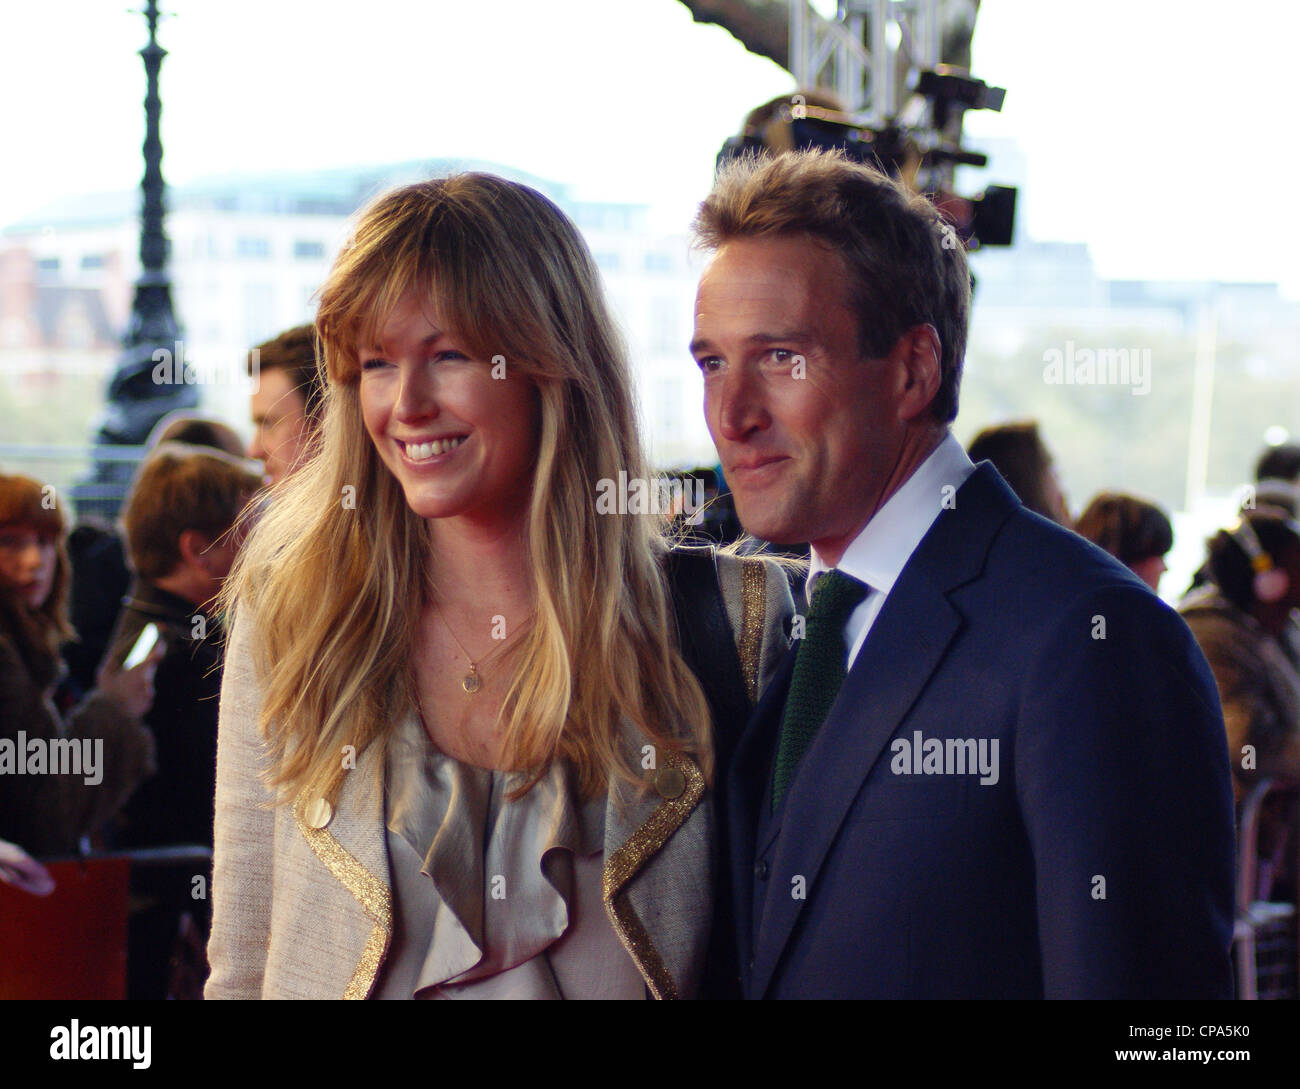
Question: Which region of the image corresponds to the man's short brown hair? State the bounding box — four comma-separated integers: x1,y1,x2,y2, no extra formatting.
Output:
122,444,263,581
250,324,325,422
692,149,971,423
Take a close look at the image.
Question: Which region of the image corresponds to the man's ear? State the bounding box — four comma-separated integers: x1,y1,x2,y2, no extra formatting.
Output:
894,324,942,423
177,529,216,574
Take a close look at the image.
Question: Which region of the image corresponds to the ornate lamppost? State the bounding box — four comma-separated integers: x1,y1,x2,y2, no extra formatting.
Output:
76,0,196,519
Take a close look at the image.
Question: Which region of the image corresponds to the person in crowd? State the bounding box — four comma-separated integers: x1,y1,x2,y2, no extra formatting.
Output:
966,420,1072,527
1181,512,1300,906
1074,491,1173,593
63,413,249,695
205,173,792,1000
0,474,157,858
1255,442,1300,486
717,87,855,168
689,149,1234,998
1184,466,1300,598
247,324,326,486
148,412,246,460
105,444,261,998
107,444,262,849
1180,512,1300,801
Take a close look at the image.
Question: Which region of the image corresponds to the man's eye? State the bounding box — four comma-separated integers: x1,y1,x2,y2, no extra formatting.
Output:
696,356,723,374
769,349,796,365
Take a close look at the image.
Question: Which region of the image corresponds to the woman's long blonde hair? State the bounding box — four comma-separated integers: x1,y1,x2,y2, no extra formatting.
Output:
222,173,712,805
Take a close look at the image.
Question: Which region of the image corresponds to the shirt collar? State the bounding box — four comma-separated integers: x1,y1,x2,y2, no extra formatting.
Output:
808,432,975,599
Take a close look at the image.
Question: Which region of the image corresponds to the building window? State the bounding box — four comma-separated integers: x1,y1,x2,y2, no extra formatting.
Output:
236,237,271,259
80,254,105,270
593,252,621,272
293,240,326,260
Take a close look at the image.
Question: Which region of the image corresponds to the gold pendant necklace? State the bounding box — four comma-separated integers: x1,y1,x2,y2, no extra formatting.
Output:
432,606,530,694
462,664,482,694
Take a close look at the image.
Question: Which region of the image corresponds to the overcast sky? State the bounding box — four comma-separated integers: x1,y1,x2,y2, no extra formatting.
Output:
4,0,1296,296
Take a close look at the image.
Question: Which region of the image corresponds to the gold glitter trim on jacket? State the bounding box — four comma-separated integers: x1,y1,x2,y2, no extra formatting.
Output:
601,747,705,999
609,891,677,1000
342,925,389,1000
293,793,393,999
738,558,767,705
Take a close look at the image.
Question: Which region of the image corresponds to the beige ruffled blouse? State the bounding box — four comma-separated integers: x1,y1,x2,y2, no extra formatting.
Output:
371,711,647,999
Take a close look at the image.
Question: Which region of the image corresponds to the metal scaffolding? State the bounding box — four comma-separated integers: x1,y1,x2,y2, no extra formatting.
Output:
788,0,944,125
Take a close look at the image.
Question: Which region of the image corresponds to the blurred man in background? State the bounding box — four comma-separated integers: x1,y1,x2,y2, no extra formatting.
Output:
247,324,325,486
107,442,261,998
108,443,262,849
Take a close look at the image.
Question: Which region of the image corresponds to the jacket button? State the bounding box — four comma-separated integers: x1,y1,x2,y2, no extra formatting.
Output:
754,860,769,880
306,798,333,829
654,766,686,800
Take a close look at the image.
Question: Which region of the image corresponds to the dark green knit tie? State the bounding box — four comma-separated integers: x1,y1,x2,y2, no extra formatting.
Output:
772,569,869,810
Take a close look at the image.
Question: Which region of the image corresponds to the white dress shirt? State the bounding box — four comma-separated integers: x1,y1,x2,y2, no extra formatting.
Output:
807,432,976,670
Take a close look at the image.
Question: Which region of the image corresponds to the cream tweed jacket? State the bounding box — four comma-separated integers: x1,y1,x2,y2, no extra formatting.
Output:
205,552,793,999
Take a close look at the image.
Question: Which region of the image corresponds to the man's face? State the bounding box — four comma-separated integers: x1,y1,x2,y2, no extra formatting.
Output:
691,233,917,559
248,369,311,486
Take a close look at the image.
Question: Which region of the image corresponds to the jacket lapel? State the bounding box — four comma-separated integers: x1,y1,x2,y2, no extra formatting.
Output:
726,645,796,992
602,741,708,1000
749,580,963,997
748,463,1019,998
293,734,394,999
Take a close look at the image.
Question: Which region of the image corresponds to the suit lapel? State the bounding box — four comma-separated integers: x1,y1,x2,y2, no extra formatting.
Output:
293,734,394,1000
726,645,795,992
747,463,1020,998
750,580,962,997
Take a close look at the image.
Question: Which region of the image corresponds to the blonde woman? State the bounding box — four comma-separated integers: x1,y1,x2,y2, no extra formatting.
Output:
205,174,792,1000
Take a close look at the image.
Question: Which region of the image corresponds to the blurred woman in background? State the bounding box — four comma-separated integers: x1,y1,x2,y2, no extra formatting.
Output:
1179,511,1300,801
1074,491,1173,593
0,474,156,858
967,420,1072,527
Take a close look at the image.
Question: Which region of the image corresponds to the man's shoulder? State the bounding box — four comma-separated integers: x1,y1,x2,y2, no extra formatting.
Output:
915,468,1179,633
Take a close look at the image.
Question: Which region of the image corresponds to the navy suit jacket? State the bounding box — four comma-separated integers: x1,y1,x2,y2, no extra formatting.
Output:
727,463,1236,999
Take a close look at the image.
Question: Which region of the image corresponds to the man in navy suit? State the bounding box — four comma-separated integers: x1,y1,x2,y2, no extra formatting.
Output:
689,150,1235,999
